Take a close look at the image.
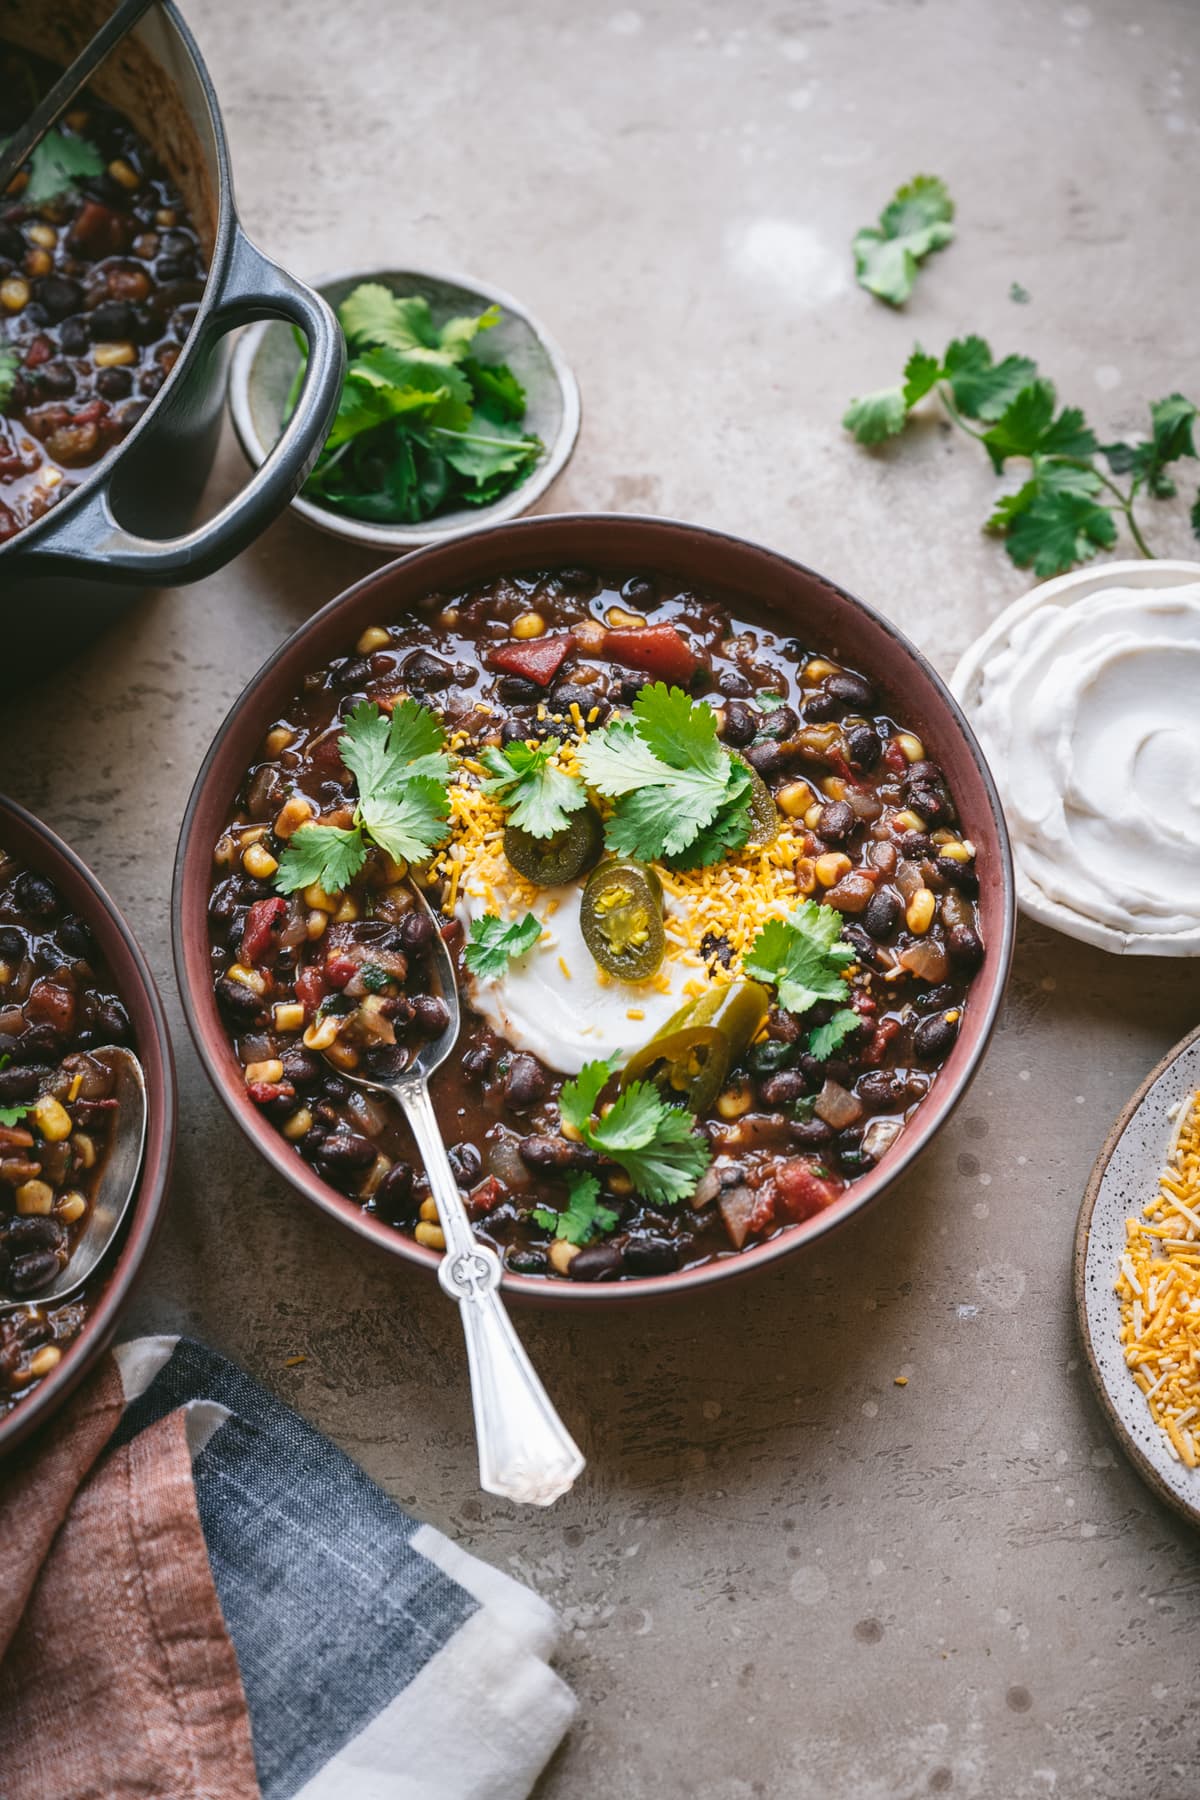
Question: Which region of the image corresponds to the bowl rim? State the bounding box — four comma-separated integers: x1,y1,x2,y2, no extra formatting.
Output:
0,795,177,1454
172,512,1016,1305
950,557,1200,958
227,262,583,551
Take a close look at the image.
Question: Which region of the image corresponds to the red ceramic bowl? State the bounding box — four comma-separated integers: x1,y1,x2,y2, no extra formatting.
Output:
173,515,1015,1305
0,796,176,1453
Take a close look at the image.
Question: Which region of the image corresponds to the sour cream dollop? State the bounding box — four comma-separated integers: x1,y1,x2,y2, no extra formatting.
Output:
967,577,1200,952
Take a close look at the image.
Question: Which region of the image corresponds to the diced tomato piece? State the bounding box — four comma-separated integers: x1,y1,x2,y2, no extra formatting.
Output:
601,623,704,686
861,1017,901,1067
27,977,76,1034
883,737,909,774
485,634,573,687
772,1157,843,1224
240,896,287,967
247,1080,295,1107
24,335,52,368
746,1184,778,1237
324,954,356,990
468,1174,506,1215
296,963,326,1017
67,200,134,259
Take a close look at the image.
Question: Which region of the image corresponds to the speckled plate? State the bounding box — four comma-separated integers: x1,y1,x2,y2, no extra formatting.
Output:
1075,1023,1200,1525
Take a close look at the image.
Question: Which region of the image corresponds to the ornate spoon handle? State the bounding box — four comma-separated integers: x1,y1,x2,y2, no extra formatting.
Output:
397,1077,585,1507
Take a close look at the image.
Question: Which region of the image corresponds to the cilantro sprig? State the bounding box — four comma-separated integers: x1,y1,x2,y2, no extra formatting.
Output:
0,1103,30,1129
274,699,451,896
464,911,542,979
533,1172,619,1247
557,1057,711,1209
0,346,17,415
853,175,955,306
480,738,587,839
578,683,753,869
745,901,861,1061
0,126,103,206
845,337,1200,575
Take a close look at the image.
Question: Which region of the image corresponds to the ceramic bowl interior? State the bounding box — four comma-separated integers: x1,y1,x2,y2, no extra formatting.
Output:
228,266,581,551
174,514,1015,1305
0,799,176,1455
1076,1024,1200,1527
951,558,1200,957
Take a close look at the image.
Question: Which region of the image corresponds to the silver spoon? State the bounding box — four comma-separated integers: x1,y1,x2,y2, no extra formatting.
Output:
0,1046,147,1312
336,882,584,1508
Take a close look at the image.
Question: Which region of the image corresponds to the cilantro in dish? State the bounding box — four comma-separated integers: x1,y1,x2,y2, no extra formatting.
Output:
0,347,17,413
0,126,103,207
274,699,451,895
745,903,862,1060
287,283,543,525
533,1172,619,1247
578,683,753,868
845,338,1200,574
464,911,542,979
853,174,955,306
0,1103,30,1129
558,1057,712,1209
480,739,586,839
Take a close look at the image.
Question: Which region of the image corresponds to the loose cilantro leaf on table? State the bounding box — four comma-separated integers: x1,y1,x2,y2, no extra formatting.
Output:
480,738,586,839
464,910,543,978
275,700,451,895
0,1103,30,1129
745,900,855,1016
532,1171,619,1246
557,1058,711,1209
289,282,543,526
578,683,752,868
853,174,955,306
844,337,1200,573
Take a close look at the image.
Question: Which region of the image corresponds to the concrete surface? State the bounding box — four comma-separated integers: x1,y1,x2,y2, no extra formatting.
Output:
4,1,1200,1794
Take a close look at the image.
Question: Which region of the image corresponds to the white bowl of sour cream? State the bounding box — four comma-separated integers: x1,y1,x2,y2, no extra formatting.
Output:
951,560,1200,957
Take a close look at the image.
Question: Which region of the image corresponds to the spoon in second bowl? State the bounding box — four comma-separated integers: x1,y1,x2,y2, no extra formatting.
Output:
334,881,584,1508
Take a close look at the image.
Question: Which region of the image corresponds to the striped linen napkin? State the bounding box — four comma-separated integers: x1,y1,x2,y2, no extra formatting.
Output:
0,1336,575,1800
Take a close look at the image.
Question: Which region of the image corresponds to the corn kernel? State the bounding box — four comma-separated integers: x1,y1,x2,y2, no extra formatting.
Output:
804,658,838,681
56,1192,87,1224
264,725,294,756
560,1119,583,1143
242,841,278,880
821,775,847,801
0,961,10,985
512,610,547,639
27,1344,62,1379
572,617,607,653
107,157,141,190
548,1237,580,1275
716,1082,752,1121
333,895,359,924
245,1058,284,1086
212,834,236,869
906,888,936,934
419,1196,440,1223
273,1002,305,1033
155,206,177,227
323,1038,359,1071
239,825,268,844
303,1016,341,1052
16,1179,53,1216
415,1220,447,1251
39,465,62,488
71,1132,96,1169
939,840,971,862
282,1107,313,1140
0,277,29,312
892,809,927,834
304,883,339,914
777,780,815,818
605,605,647,630
306,910,328,940
804,803,824,832
896,732,925,763
816,852,852,887
32,1094,72,1142
794,857,817,896
273,796,314,840
438,608,460,628
227,963,267,996
93,341,137,367
606,1172,633,1196
27,223,56,249
356,625,391,654
24,247,51,278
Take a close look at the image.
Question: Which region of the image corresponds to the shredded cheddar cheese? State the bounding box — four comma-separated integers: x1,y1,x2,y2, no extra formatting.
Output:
1115,1088,1200,1469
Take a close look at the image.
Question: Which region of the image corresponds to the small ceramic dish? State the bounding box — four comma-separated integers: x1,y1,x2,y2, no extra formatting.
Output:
951,559,1200,956
1075,1023,1200,1527
228,265,582,552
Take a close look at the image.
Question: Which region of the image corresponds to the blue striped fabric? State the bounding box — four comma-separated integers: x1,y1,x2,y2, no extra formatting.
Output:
114,1340,478,1798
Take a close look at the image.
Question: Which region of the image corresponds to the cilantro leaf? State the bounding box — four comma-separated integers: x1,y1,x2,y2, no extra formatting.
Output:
985,459,1102,533
902,348,942,408
744,900,855,1016
464,910,543,979
438,305,501,358
275,823,367,895
466,359,527,424
480,738,587,839
338,285,440,352
981,381,1097,471
842,385,908,446
557,1059,711,1207
15,128,104,205
853,174,955,306
1192,490,1200,540
559,1058,619,1136
532,1172,618,1247
941,337,1039,422
1003,485,1117,576
660,759,753,871
807,1007,862,1061
429,422,543,502
1103,394,1198,499
0,1102,30,1128
358,776,449,866
340,697,451,794
0,346,17,412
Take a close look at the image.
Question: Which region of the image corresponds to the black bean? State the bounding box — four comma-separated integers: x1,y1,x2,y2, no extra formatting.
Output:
556,567,596,592
36,359,77,398
449,1142,482,1185
699,931,733,970
398,910,434,953
717,669,754,699
9,1250,61,1295
37,274,85,320
280,1048,322,1087
403,649,453,689
899,832,933,859
154,253,194,282
846,724,881,770
833,1131,874,1177
567,1242,623,1281
789,1116,835,1148
0,225,23,262
622,1237,678,1276
317,1129,377,1169
374,1161,415,1223
501,717,548,746
622,575,656,603
551,682,610,723
744,741,787,778
215,975,263,1019
760,1070,809,1107
410,994,450,1037
0,925,25,959
914,1011,960,1063
507,1247,548,1275
14,872,57,918
2,1215,65,1254
0,1064,45,1102
518,1135,600,1172
34,939,73,972
462,1044,494,1081
797,1052,852,1088
938,859,979,898
504,1054,548,1109
863,889,901,940
765,1006,801,1044
803,692,842,723
827,671,875,709
909,787,952,826
720,700,756,747
496,674,542,704
362,1045,408,1082
18,1023,64,1061
94,996,131,1042
947,924,984,968
57,915,94,958
94,365,133,399
752,704,799,742
88,298,137,341
817,800,855,843
57,315,90,355
856,1070,906,1110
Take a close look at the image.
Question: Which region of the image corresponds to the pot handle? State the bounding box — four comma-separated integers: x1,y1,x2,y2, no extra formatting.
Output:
23,225,344,584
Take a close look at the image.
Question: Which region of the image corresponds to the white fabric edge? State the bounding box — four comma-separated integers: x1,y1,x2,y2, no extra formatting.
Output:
410,1523,561,1662
289,1604,576,1800
182,1397,231,1460
112,1333,180,1402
